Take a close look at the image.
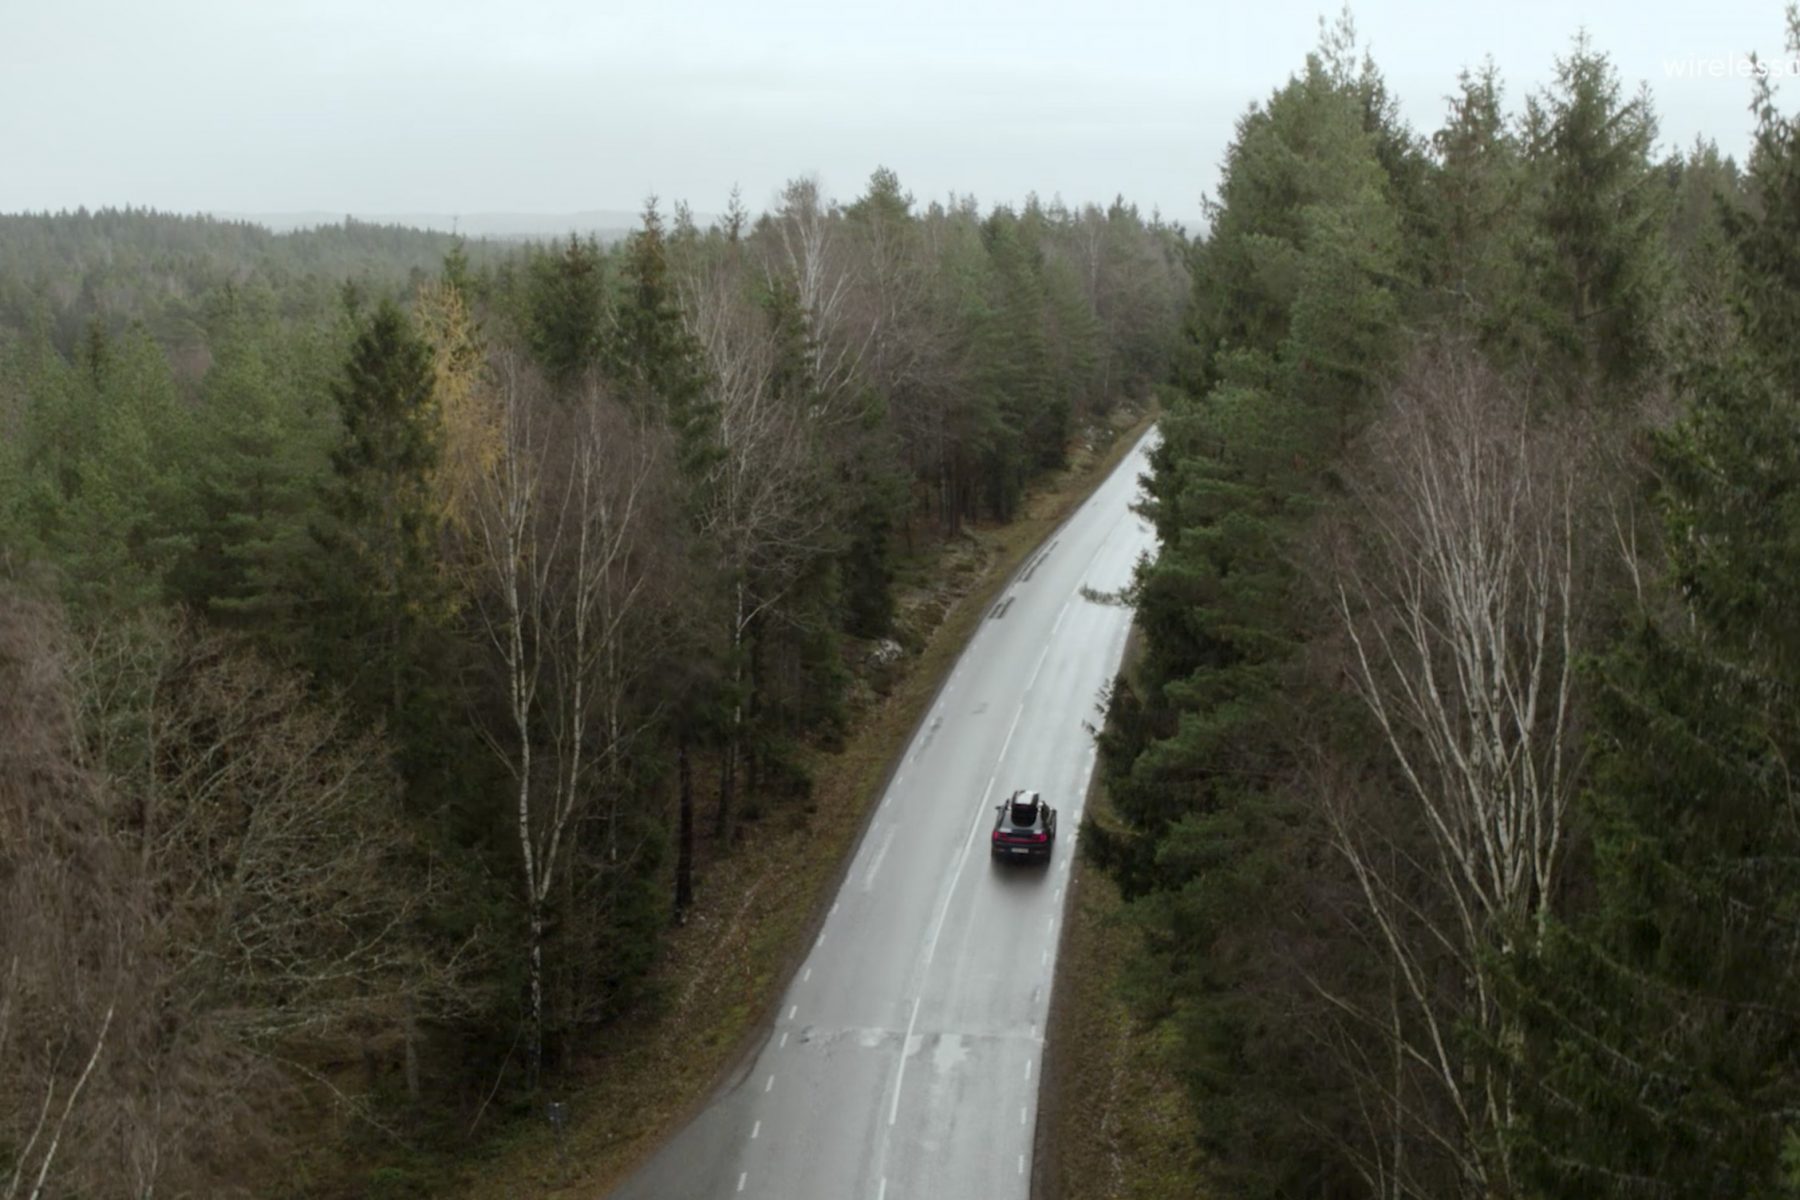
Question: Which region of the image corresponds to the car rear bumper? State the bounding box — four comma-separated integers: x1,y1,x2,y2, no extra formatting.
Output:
991,841,1053,862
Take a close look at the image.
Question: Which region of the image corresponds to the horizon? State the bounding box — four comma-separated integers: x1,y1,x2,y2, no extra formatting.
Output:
3,1,1793,229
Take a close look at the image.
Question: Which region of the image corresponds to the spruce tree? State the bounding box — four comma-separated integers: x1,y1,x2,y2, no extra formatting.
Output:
308,299,451,772
525,233,606,387
1094,43,1407,1197
1510,23,1800,1192
1521,35,1669,402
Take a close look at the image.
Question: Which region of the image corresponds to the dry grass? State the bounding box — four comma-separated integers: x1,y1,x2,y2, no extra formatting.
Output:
1034,627,1207,1200
444,407,1158,1199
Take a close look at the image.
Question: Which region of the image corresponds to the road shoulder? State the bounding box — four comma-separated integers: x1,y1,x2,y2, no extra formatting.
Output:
1034,625,1208,1200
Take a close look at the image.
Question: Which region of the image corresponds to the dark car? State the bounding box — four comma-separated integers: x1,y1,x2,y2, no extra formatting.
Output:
991,789,1057,863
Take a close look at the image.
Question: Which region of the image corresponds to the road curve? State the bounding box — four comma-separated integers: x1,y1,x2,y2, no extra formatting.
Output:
609,430,1159,1200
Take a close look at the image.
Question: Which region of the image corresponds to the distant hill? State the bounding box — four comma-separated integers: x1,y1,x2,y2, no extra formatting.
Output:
0,208,497,353
223,210,713,242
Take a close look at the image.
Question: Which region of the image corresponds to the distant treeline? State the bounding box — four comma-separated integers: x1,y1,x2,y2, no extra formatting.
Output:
1096,11,1800,1199
0,179,1187,1193
0,207,501,358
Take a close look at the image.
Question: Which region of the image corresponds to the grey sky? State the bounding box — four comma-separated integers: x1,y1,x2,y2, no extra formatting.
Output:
1,0,1792,229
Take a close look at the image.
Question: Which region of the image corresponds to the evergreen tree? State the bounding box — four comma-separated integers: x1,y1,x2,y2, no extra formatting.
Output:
1094,41,1407,1197
1510,29,1800,1191
609,200,714,469
525,233,607,387
9,322,197,609
171,294,337,628
307,299,453,772
1521,35,1669,401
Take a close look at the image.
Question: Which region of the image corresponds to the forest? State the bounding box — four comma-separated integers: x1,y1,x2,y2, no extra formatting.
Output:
1094,9,1800,1199
0,182,1188,1193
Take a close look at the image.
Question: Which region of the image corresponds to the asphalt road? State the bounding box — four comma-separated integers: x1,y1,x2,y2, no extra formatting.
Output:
610,430,1159,1200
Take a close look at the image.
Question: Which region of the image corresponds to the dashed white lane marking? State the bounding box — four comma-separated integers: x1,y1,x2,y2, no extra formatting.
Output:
889,995,923,1125
864,825,897,892
924,775,999,968
738,1171,747,1192
803,967,812,982
765,1074,775,1093
995,702,1026,767
752,1120,761,1139
1026,642,1051,690
1047,916,1055,934
780,1032,789,1049
878,1177,888,1200
1025,1059,1032,1080
1018,1154,1025,1175
1020,1105,1027,1125
788,1005,798,1021
830,901,839,917
1041,949,1048,966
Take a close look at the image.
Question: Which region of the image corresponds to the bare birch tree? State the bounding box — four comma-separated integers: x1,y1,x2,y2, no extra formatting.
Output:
1319,346,1591,1197
677,243,838,841
766,175,871,417
463,351,664,1086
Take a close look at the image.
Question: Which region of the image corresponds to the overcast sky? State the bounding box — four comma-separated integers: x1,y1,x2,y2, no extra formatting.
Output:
1,0,1793,229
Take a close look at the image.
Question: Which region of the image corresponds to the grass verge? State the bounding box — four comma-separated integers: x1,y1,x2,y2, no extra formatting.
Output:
444,406,1158,1199
1034,628,1207,1200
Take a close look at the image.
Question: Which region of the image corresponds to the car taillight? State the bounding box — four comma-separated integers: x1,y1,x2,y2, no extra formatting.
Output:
1033,833,1047,843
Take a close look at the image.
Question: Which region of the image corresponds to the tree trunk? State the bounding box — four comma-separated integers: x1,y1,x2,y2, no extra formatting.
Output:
715,580,746,843
676,736,694,917
716,727,737,842
404,1007,421,1104
527,899,544,1091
